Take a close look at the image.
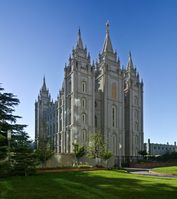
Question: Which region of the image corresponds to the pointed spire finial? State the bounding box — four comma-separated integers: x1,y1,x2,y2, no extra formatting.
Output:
102,20,113,53
106,20,110,34
76,27,84,49
128,51,134,69
42,75,47,91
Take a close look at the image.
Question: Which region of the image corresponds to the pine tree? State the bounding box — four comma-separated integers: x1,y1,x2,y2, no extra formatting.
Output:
0,86,26,160
0,85,35,176
11,131,37,176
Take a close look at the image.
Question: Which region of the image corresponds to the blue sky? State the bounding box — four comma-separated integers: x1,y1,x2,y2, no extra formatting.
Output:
1,0,177,144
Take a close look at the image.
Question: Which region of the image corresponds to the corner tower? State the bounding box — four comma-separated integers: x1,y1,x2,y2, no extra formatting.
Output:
57,29,95,153
124,52,144,160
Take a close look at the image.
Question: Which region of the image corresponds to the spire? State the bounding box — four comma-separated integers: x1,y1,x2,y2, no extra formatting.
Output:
76,28,84,49
42,76,47,91
102,21,113,53
127,51,134,69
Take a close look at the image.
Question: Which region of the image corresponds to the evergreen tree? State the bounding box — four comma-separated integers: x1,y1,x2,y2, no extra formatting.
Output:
35,138,54,168
0,86,26,160
0,85,35,176
11,131,37,176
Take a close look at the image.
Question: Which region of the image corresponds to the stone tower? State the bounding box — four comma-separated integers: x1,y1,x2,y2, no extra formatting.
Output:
35,77,58,149
57,29,95,153
95,22,125,159
124,52,144,160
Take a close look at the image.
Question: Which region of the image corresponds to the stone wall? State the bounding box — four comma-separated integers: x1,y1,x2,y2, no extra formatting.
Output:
38,154,116,168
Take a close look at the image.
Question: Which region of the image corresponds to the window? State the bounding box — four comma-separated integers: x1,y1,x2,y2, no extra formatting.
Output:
82,98,86,109
69,113,71,125
112,82,117,99
82,113,86,124
68,81,71,93
112,106,117,127
95,115,97,128
82,81,86,93
82,130,87,144
95,101,97,107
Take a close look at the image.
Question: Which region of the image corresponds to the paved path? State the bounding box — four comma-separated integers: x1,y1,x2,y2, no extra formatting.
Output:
125,168,177,178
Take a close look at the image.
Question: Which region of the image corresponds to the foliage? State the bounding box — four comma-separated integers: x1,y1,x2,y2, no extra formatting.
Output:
102,150,112,161
10,131,37,176
153,151,177,162
0,85,34,177
72,143,86,165
0,86,26,161
87,132,105,159
87,132,112,167
138,150,148,159
35,139,54,168
101,149,112,168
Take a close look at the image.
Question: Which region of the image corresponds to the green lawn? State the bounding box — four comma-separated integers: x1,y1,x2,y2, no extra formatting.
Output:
152,166,177,175
0,170,177,199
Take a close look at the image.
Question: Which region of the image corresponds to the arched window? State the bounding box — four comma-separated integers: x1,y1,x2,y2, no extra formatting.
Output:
82,98,86,109
112,106,117,127
95,115,97,128
112,82,117,99
82,130,87,144
82,81,86,93
82,113,86,124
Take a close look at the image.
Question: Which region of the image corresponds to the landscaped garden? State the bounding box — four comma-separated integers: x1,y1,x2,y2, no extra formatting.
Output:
152,166,177,175
1,170,177,199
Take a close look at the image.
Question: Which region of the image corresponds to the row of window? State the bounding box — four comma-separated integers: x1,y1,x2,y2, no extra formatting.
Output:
67,81,87,93
153,146,176,151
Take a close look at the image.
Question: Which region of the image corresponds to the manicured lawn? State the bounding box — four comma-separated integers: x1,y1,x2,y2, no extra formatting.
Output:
152,166,177,175
1,170,177,199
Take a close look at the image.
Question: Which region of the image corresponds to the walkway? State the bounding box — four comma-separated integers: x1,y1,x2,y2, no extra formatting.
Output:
125,168,177,178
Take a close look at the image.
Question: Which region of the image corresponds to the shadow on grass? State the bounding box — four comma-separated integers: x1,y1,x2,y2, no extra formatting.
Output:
1,170,177,199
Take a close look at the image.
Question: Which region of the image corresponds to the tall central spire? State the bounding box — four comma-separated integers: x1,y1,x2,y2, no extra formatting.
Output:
127,51,134,69
102,21,113,53
42,76,47,91
76,28,84,49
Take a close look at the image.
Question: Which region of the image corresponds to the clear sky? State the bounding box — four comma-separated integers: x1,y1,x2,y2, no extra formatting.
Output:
1,0,177,144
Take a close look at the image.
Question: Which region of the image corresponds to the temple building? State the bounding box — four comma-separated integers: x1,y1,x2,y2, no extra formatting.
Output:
35,22,144,163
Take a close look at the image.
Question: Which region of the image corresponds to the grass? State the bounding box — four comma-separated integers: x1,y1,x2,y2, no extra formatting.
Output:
0,170,177,199
152,166,177,175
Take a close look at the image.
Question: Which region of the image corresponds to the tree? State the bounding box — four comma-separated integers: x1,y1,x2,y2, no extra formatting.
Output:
72,143,86,165
138,150,148,159
0,86,26,160
10,131,37,176
102,149,112,169
0,85,30,176
35,138,54,168
87,132,105,166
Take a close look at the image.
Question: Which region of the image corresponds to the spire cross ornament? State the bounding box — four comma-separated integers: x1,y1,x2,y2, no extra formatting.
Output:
106,20,110,34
